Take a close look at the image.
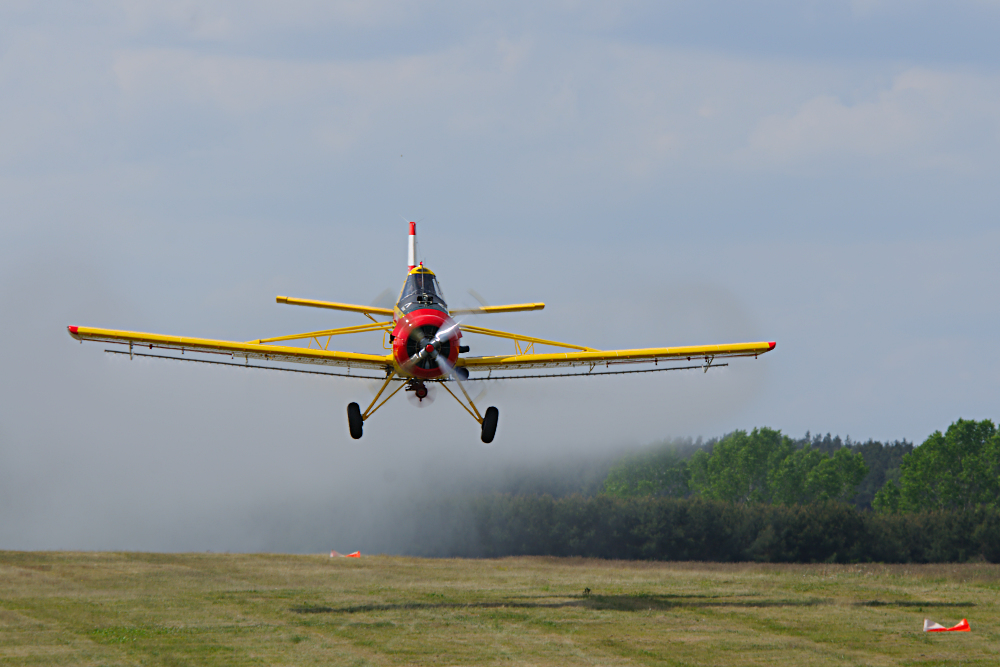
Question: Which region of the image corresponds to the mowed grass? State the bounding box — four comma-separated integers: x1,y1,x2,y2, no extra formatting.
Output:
1,552,998,666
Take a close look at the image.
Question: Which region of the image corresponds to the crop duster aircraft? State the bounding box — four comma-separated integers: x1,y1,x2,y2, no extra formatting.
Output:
68,223,776,443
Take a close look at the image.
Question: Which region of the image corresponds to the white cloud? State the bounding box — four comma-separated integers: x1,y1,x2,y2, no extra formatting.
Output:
743,68,1000,170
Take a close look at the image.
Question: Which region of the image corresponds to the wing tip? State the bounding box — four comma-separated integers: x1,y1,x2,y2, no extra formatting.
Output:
67,325,80,338
768,341,776,350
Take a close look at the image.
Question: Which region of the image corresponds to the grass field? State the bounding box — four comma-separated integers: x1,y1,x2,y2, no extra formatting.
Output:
1,552,998,666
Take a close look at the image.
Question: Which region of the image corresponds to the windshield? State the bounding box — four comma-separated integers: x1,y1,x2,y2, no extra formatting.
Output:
401,272,444,299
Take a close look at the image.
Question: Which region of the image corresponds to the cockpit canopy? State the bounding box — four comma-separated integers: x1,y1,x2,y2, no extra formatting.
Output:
401,270,443,298
398,267,447,311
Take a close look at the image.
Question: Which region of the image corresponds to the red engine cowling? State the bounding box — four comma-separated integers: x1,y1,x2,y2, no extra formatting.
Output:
392,309,461,379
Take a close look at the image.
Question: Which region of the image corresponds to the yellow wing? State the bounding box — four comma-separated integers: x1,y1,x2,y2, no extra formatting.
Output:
275,295,544,317
276,296,394,318
449,303,545,315
67,325,393,371
459,342,775,372
453,324,775,373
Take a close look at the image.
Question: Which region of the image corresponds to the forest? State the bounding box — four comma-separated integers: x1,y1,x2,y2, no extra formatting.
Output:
409,418,1000,562
599,419,999,514
600,428,910,510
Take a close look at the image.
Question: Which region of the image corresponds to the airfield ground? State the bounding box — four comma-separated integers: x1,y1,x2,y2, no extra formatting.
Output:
0,552,997,666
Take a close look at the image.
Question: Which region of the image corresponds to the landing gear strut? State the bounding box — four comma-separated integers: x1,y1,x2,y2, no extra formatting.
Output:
437,374,498,443
346,369,499,443
346,370,408,440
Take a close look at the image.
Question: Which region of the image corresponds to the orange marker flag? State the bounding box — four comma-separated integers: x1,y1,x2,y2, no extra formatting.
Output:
346,551,361,558
924,618,970,632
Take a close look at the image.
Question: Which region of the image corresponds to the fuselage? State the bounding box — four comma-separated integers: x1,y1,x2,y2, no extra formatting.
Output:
389,265,461,379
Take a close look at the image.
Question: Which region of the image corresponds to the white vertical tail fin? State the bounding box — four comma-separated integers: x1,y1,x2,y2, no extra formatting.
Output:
408,221,417,270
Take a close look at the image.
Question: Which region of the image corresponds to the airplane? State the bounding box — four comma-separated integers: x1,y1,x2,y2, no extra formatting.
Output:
67,222,776,443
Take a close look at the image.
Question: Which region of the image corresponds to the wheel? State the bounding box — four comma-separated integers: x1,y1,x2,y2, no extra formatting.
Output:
347,402,363,439
480,406,499,443
455,366,469,381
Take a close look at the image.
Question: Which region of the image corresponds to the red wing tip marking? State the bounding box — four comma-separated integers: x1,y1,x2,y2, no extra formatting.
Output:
768,341,776,350
67,325,79,335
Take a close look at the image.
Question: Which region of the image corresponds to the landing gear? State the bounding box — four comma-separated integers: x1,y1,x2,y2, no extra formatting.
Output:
347,402,363,439
438,376,497,442
348,370,408,439
346,368,497,443
481,406,499,444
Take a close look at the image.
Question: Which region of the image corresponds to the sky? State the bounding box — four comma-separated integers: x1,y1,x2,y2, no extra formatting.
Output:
1,1,999,552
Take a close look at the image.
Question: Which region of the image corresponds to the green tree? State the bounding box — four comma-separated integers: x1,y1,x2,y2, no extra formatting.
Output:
689,427,795,504
770,446,827,504
875,418,1000,512
847,438,912,510
871,480,901,513
804,447,868,503
689,428,868,505
602,450,689,498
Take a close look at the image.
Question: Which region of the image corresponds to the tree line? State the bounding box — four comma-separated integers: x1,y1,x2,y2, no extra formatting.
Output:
463,497,1000,563
601,419,998,514
401,418,1000,562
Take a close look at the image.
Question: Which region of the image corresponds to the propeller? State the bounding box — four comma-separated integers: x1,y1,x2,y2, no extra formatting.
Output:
401,317,463,375
400,289,487,376
400,336,435,373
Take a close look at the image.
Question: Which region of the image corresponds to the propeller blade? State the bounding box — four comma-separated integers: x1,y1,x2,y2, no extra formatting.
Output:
436,352,458,379
401,345,432,373
369,288,396,311
468,289,489,308
432,318,462,345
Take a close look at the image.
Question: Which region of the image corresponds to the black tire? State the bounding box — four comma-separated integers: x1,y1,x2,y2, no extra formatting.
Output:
347,402,363,440
455,366,469,381
481,406,499,443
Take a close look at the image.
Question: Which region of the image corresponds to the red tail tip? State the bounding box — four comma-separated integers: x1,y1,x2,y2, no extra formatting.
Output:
768,341,776,350
409,221,416,234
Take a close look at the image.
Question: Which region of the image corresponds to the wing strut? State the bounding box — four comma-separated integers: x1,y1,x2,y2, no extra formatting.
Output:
460,324,597,352
249,321,392,347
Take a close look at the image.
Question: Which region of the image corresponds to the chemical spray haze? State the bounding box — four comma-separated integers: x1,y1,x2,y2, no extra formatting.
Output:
0,230,765,555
